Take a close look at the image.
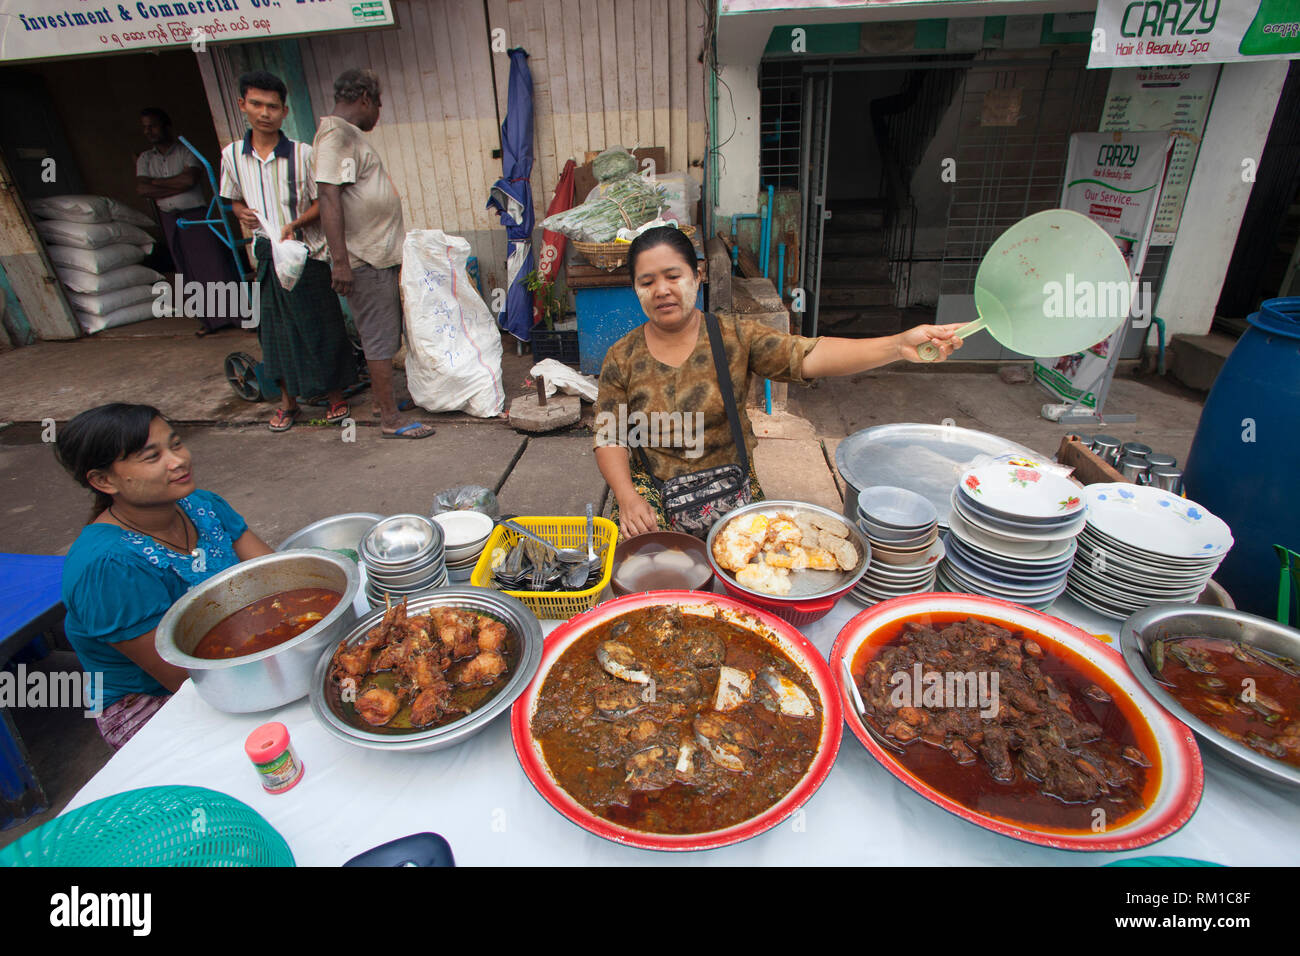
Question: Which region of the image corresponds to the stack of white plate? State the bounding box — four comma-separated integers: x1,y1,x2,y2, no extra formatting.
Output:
938,458,1086,610
1066,483,1233,620
432,510,496,584
361,514,448,608
849,487,943,606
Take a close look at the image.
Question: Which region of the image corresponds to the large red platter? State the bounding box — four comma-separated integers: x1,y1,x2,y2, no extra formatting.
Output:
510,591,842,852
829,592,1203,852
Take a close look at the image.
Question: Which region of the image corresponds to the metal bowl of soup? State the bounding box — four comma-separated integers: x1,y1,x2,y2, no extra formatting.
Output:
156,549,360,713
1121,604,1300,790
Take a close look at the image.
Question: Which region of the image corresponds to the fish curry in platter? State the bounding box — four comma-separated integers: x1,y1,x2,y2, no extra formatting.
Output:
531,606,822,835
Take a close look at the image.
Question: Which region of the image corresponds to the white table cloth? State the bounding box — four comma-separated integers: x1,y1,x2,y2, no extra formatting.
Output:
67,596,1300,866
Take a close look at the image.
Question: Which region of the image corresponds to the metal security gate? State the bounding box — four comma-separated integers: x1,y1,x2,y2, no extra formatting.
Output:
799,72,832,337
939,55,1110,296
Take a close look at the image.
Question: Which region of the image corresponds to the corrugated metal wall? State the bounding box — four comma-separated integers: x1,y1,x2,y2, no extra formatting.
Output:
280,0,707,291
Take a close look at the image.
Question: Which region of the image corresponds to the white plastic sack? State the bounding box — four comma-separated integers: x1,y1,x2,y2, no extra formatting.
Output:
74,300,157,334
57,264,164,295
529,359,598,403
28,194,114,223
47,243,147,274
253,208,307,291
401,230,505,418
66,283,157,316
37,219,155,250
653,172,701,226
109,201,156,228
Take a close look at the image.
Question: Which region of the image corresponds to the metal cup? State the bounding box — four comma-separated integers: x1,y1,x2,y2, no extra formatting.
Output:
1092,434,1121,466
1146,452,1177,469
1119,455,1151,484
1148,465,1183,494
1121,441,1152,461
1073,433,1094,449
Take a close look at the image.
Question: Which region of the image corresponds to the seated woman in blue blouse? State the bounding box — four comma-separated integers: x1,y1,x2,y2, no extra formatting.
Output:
56,403,273,749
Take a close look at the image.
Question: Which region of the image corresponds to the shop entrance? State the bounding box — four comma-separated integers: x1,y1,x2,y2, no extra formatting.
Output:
761,48,1156,358
0,49,231,339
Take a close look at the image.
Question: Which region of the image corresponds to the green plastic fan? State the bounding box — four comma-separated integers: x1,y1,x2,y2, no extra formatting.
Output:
920,209,1131,360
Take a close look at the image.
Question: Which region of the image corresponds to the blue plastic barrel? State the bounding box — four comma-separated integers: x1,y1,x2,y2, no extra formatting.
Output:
1182,298,1300,622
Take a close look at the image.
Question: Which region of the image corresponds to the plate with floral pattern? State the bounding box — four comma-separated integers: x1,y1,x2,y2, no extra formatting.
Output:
1082,484,1233,559
957,457,1085,521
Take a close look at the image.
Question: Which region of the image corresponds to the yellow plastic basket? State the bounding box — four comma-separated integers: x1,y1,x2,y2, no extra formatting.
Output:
471,516,617,620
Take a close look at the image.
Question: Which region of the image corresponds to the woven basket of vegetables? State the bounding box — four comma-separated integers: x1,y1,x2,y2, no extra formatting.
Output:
573,225,696,272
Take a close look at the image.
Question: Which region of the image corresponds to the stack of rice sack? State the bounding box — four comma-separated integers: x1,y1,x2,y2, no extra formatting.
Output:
28,195,163,334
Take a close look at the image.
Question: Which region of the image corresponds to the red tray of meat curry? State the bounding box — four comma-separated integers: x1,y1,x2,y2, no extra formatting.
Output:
511,591,842,851
831,593,1203,851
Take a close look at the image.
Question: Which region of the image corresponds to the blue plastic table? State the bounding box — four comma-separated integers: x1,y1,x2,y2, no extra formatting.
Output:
1,554,65,829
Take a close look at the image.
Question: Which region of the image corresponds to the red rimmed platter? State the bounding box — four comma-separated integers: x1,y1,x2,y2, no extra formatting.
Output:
510,590,842,852
829,592,1203,852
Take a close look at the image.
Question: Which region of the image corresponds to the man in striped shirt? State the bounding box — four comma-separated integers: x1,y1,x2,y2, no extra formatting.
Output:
219,70,357,432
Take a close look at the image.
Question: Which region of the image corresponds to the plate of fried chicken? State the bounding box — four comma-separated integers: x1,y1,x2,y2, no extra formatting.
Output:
310,587,543,752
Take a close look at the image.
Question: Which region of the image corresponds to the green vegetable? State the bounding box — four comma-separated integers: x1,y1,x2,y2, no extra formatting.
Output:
541,175,666,243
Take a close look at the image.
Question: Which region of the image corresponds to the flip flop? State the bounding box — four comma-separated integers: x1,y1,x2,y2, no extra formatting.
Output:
372,399,416,418
325,401,351,424
269,408,300,432
381,422,435,440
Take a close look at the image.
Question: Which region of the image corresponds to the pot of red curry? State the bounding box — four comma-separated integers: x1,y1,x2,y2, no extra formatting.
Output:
156,549,359,713
511,591,842,851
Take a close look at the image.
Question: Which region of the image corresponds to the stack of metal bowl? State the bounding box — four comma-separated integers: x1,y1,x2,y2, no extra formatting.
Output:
851,487,942,604
432,511,496,584
360,514,448,607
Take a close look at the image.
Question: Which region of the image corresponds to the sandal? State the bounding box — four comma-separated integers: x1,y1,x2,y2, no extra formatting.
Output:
325,401,351,424
269,407,300,432
381,422,435,440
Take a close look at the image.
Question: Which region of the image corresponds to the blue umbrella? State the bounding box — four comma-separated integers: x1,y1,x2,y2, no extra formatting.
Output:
486,47,536,342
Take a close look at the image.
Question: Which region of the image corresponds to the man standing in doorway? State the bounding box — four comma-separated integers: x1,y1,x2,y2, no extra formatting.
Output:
219,70,357,433
136,108,242,336
314,68,433,440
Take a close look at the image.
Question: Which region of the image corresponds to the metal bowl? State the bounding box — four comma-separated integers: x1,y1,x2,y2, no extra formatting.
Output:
856,486,938,531
364,553,448,588
156,550,360,713
611,531,714,596
310,587,543,752
706,500,872,625
361,514,442,568
1120,604,1300,790
276,513,383,556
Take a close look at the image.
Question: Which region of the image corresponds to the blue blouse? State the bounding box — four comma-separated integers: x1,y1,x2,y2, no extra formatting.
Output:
61,489,249,710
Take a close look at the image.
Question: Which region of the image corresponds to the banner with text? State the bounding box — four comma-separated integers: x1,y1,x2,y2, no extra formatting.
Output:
0,1,394,62
1089,0,1300,69
1034,130,1172,407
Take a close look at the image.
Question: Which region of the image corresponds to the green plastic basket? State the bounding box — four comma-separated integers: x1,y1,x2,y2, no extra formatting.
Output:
0,786,294,867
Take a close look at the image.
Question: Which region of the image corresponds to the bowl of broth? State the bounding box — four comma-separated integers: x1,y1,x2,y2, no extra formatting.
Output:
156,549,360,713
611,532,714,596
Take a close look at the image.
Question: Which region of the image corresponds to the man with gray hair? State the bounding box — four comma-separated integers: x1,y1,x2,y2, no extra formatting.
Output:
315,68,432,439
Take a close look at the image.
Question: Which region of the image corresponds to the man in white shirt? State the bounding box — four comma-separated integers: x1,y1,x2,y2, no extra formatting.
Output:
136,107,241,335
218,71,357,433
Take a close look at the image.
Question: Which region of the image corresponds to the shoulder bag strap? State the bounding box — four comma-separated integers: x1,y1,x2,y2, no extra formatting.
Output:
703,311,749,476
